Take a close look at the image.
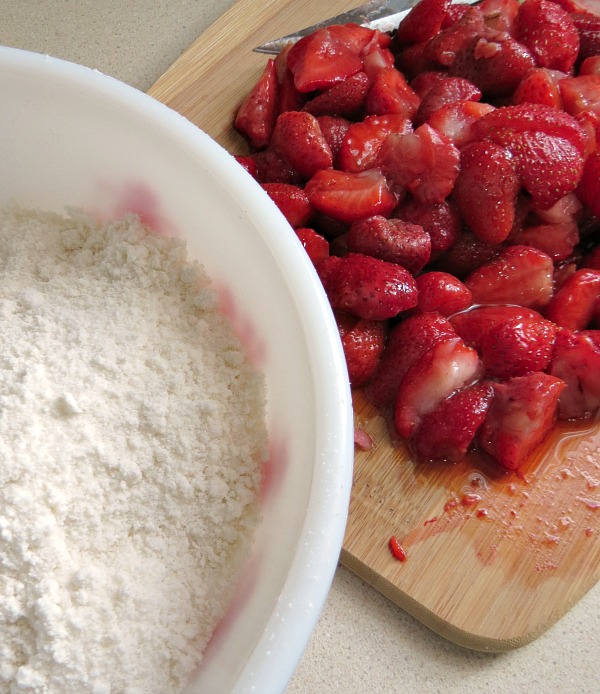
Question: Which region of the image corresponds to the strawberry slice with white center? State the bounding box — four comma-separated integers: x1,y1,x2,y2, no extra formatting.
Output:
548,329,600,420
463,245,554,309
378,123,460,204
478,372,566,470
394,336,481,439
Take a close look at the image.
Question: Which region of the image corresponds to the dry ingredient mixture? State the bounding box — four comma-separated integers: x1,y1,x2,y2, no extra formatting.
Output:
0,207,267,693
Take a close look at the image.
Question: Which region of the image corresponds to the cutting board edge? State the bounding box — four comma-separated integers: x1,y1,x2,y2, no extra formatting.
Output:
339,548,586,653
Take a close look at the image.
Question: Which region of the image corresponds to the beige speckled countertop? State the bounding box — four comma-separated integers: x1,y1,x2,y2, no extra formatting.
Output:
1,3,598,692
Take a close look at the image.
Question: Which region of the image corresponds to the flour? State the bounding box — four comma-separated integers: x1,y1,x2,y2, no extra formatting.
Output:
0,207,267,693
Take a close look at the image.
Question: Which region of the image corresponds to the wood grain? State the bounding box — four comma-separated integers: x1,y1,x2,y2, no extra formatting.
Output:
148,0,600,652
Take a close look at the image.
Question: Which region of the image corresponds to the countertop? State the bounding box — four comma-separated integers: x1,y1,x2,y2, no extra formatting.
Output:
1,3,598,693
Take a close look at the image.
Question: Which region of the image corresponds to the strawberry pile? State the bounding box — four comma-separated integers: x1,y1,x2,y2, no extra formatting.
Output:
233,0,600,471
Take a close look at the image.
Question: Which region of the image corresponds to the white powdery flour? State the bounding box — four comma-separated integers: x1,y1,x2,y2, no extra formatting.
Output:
0,207,267,693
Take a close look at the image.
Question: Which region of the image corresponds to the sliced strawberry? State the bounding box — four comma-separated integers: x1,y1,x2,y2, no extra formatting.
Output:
305,168,397,224
362,42,396,81
394,336,481,439
426,100,495,148
378,123,460,204
413,380,494,463
571,11,600,64
442,2,475,28
346,215,432,274
270,111,333,180
425,6,486,67
479,0,520,33
316,252,418,320
335,310,387,388
472,103,588,155
303,71,370,118
577,149,600,218
449,32,536,98
513,68,565,108
277,66,306,114
544,268,600,330
366,312,457,406
580,55,600,76
560,74,600,120
410,70,447,98
252,149,303,184
294,227,329,265
548,328,600,419
450,305,547,351
365,67,421,119
316,115,352,160
415,76,481,125
479,314,557,378
415,271,473,316
337,114,413,173
395,0,452,46
286,27,363,93
453,141,520,244
463,245,554,309
436,230,503,278
234,58,278,150
394,198,462,256
515,0,580,73
261,183,312,228
478,372,566,470
234,155,257,178
396,41,439,82
508,220,579,262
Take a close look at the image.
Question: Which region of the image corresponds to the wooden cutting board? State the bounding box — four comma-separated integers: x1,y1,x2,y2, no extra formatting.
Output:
148,0,600,652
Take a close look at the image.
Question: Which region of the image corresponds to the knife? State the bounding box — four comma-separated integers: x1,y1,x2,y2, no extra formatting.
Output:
254,0,422,54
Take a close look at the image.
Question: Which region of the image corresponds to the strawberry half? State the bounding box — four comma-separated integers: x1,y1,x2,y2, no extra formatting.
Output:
270,111,333,180
544,268,600,330
305,168,397,224
303,71,371,119
317,252,418,320
463,245,554,309
415,271,473,316
395,0,452,46
335,310,387,388
413,380,494,463
478,372,566,470
366,312,457,406
234,58,278,150
365,67,421,119
394,336,481,439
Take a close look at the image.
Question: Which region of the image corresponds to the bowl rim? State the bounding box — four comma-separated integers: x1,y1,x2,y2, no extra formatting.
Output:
0,46,355,693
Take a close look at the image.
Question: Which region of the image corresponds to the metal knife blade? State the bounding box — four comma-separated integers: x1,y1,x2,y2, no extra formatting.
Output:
253,0,421,54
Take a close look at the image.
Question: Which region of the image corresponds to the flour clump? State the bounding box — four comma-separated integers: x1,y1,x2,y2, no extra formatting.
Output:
0,207,267,693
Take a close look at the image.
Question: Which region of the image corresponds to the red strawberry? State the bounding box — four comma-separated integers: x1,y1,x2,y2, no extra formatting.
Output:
261,183,312,227
515,0,580,73
335,310,387,387
303,71,370,118
544,268,600,330
234,59,278,150
362,42,396,81
449,32,536,98
415,76,482,125
478,372,566,470
394,198,462,256
286,27,363,93
571,11,600,64
337,114,413,173
580,55,600,76
577,149,600,218
463,245,554,309
410,70,447,97
315,115,352,159
479,0,520,33
425,6,486,67
453,141,520,244
365,68,421,119
560,75,600,120
294,227,329,265
450,305,547,350
426,100,495,147
548,328,600,419
305,168,397,224
316,252,418,320
252,149,302,184
346,215,431,274
378,123,460,205
327,24,388,53
270,111,333,180
413,380,494,463
415,271,473,315
394,336,481,439
436,230,503,278
277,66,306,114
479,314,557,378
395,0,452,46
472,103,587,155
234,155,257,178
508,220,579,261
513,68,565,108
366,312,458,406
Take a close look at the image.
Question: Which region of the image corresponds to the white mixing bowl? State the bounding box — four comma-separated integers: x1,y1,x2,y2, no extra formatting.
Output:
0,46,354,693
